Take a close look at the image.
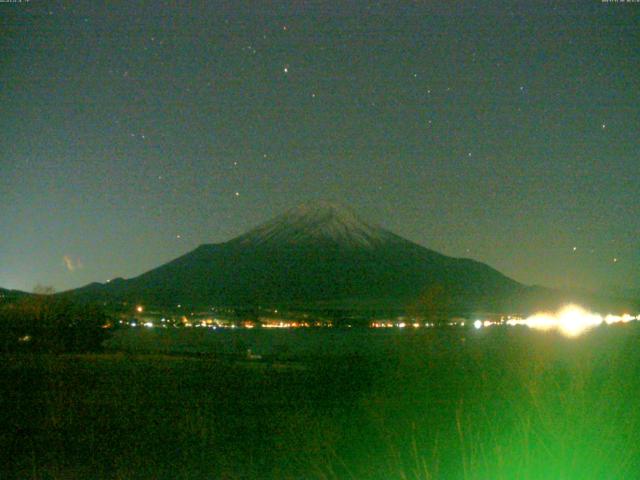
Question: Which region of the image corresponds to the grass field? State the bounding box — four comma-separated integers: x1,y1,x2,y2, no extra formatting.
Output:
2,325,639,479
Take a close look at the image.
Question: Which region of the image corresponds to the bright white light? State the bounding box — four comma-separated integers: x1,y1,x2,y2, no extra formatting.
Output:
508,304,607,338
467,306,638,338
143,322,154,328
605,313,633,325
557,305,602,337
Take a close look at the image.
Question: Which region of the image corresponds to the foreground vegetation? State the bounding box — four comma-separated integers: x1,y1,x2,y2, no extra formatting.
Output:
1,326,639,479
0,296,110,353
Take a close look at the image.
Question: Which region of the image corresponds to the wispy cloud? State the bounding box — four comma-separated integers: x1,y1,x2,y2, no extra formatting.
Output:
63,255,83,272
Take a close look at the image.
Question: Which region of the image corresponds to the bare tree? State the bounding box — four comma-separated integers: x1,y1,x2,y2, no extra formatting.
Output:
33,285,56,295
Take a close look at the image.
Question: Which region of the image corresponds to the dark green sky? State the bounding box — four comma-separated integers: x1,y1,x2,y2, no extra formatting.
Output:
1,0,638,294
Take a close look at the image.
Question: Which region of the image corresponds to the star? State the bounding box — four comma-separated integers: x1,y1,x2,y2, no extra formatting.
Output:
283,66,289,73
601,123,607,129
235,192,240,197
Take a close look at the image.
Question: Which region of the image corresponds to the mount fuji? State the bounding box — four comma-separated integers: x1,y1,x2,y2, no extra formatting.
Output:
67,202,529,314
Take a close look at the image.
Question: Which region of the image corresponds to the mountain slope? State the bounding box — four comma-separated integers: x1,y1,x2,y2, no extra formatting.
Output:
67,202,527,314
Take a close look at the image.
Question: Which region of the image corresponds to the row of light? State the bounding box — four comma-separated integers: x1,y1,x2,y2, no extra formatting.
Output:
474,304,639,337
371,322,450,329
130,304,638,338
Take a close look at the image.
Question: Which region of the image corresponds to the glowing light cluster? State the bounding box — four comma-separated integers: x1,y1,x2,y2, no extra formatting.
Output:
370,321,441,328
262,321,310,328
498,304,640,337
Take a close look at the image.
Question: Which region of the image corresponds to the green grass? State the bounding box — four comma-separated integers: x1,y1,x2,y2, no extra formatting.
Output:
1,326,639,479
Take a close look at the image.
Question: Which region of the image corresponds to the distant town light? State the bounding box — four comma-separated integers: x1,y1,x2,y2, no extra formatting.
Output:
474,320,483,329
503,304,633,338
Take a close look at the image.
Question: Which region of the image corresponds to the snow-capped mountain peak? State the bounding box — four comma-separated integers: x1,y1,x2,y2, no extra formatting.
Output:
236,201,396,248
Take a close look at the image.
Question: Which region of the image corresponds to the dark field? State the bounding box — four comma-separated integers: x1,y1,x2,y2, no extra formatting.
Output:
2,326,640,479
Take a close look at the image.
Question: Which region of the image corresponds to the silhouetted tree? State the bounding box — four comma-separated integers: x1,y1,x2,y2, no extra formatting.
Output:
32,284,56,295
407,283,453,324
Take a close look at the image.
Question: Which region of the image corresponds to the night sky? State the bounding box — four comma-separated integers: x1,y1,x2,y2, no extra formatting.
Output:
1,1,638,294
